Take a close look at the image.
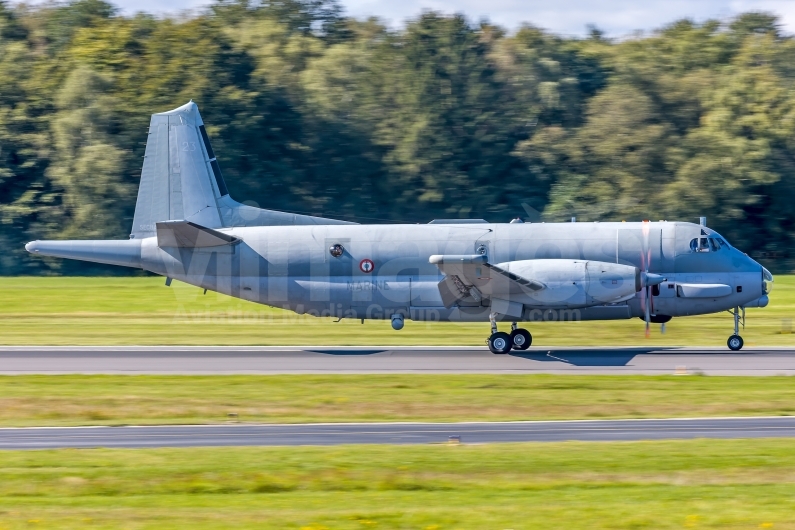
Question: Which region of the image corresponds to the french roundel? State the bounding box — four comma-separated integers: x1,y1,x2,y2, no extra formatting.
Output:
359,259,374,273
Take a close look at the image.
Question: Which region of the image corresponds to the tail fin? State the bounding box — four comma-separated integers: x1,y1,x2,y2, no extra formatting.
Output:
131,102,353,239
131,101,227,239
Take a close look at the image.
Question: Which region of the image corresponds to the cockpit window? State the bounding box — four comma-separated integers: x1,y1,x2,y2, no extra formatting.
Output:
690,237,718,252
711,232,732,248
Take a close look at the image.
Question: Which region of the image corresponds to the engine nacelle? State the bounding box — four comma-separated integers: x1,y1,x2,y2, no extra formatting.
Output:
492,259,639,309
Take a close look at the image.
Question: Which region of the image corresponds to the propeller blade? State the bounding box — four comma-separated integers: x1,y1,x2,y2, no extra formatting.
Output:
641,220,652,338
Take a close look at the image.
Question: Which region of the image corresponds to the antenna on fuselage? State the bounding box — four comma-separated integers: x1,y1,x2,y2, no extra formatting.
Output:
700,216,707,226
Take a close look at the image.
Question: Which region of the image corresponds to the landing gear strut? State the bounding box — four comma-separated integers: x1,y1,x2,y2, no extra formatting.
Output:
487,312,511,354
487,314,531,354
727,306,744,351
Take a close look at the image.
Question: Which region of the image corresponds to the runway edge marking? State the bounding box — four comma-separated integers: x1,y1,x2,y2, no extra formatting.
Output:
0,415,793,431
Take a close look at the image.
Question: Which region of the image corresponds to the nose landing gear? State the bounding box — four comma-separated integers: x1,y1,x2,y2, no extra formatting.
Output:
487,314,532,354
727,306,744,351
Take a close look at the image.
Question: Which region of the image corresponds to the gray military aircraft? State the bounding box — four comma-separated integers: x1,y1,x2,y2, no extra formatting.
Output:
26,102,773,352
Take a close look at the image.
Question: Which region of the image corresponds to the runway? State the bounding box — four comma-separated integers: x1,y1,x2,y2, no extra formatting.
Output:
2,346,795,375
2,417,795,449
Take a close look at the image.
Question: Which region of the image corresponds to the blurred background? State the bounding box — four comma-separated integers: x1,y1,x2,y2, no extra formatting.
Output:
1,0,794,276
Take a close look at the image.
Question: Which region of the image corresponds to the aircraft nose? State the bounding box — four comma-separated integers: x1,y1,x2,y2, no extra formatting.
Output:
25,241,39,253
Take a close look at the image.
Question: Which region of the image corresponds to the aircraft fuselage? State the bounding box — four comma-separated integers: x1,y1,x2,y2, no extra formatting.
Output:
141,220,768,323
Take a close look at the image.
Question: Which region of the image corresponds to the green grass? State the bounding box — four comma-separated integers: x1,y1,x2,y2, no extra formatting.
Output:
0,276,793,346
0,439,794,529
2,375,795,427
2,280,792,530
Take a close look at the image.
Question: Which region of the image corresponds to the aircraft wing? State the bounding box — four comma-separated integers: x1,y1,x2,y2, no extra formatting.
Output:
429,254,545,308
156,220,240,248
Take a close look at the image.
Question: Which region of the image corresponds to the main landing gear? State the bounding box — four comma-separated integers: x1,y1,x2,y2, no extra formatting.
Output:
487,313,532,354
727,306,744,351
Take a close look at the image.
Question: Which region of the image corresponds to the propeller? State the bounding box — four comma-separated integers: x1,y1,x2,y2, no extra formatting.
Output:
641,271,666,336
640,221,666,338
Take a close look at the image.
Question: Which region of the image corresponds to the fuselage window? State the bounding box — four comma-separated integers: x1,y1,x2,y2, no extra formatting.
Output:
329,244,344,258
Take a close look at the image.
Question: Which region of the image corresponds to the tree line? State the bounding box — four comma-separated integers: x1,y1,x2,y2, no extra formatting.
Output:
0,0,793,274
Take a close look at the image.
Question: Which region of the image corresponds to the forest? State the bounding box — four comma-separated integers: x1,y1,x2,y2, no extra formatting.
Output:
0,0,793,274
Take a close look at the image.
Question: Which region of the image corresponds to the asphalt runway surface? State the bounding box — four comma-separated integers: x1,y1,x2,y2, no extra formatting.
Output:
2,346,795,375
2,417,795,449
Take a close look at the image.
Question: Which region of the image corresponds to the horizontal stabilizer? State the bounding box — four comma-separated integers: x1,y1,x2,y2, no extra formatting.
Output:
156,220,240,248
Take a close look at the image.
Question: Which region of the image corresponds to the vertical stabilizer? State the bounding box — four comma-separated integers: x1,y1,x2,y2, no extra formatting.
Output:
131,101,228,239
131,101,355,237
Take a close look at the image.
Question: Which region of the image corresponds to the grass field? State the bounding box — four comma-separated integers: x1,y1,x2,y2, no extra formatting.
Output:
0,439,794,529
1,375,795,427
2,280,793,530
0,276,793,346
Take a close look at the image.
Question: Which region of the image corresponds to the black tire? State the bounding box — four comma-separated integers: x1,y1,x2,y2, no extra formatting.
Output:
727,335,744,351
488,332,512,354
510,328,532,350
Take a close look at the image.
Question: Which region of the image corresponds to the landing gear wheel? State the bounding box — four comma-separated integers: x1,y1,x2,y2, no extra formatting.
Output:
488,332,512,354
727,335,744,351
510,328,532,350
